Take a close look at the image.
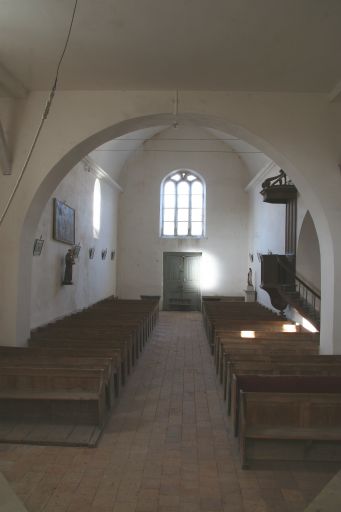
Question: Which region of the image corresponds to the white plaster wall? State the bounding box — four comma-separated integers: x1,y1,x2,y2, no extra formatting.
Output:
116,126,249,302
30,162,118,329
296,211,321,293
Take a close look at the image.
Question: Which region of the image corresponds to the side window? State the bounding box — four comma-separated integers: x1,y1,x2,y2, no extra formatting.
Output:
161,170,205,237
93,178,101,238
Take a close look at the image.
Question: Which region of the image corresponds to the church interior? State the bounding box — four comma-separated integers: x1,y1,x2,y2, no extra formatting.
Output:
0,1,341,511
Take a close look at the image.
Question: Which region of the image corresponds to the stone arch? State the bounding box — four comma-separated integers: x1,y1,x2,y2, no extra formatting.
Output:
12,112,335,352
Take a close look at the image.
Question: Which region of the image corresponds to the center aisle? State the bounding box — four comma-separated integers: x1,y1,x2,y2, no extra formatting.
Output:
103,311,237,511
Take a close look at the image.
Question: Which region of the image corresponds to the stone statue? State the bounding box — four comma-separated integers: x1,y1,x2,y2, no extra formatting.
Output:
247,267,253,287
63,248,75,285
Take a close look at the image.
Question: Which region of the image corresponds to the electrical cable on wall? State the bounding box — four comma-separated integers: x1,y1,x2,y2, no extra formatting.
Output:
0,0,79,228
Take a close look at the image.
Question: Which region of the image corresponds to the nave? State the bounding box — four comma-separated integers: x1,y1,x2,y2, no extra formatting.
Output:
0,312,338,512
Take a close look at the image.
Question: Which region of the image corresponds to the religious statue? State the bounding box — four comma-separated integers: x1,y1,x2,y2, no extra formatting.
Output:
247,267,253,287
63,248,75,285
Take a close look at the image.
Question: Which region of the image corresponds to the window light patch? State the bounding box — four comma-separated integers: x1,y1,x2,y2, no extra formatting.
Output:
93,178,101,238
240,330,255,338
282,324,297,332
302,318,319,333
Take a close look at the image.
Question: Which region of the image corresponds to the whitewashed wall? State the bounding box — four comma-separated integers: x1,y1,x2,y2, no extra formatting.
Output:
296,210,321,293
295,197,321,292
116,126,250,302
30,162,118,329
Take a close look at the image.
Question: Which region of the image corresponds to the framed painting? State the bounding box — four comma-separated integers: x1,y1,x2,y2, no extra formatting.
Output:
53,199,75,245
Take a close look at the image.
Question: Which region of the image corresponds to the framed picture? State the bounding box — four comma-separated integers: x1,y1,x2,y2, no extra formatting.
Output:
33,237,44,256
53,199,75,245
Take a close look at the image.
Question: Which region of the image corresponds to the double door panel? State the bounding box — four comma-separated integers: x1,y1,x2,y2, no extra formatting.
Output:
163,252,201,311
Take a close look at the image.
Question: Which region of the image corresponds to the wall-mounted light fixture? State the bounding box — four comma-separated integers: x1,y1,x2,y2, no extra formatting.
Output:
89,247,95,259
111,250,115,261
101,249,107,260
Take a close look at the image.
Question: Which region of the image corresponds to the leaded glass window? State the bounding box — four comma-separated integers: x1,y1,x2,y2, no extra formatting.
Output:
161,171,205,237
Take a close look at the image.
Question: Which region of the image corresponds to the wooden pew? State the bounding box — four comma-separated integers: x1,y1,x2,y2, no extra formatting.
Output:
217,331,319,382
238,375,341,467
202,301,281,347
0,347,120,407
220,340,319,385
214,323,304,367
230,360,341,434
29,337,130,385
0,298,159,447
0,366,107,427
31,326,136,365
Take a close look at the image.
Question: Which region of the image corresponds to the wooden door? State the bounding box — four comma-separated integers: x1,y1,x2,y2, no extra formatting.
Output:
163,252,201,310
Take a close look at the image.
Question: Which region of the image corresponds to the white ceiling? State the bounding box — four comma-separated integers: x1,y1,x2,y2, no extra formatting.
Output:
1,0,341,94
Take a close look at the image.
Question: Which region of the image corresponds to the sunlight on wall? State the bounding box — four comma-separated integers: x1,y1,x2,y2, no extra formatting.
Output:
93,179,101,238
302,317,319,333
200,251,219,292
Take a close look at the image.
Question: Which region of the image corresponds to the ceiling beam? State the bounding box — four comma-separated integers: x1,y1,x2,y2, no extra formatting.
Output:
0,121,11,174
329,79,341,103
0,62,27,98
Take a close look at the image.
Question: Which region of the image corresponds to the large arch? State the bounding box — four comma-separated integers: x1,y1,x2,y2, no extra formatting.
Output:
0,95,338,354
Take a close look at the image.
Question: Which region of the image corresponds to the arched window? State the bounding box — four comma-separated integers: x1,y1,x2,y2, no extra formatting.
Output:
161,170,205,237
93,178,101,238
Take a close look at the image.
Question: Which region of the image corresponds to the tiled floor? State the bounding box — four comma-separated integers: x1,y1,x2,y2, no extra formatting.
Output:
0,311,339,512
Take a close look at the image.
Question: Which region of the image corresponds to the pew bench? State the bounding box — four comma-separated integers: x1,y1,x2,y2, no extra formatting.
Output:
233,375,341,467
239,390,341,468
0,349,119,408
216,331,318,379
224,354,341,406
213,322,301,362
29,337,130,384
218,335,319,381
0,367,107,427
230,363,341,434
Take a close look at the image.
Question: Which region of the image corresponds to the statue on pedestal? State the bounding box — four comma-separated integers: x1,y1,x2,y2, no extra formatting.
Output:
63,248,75,285
245,267,256,302
247,267,253,288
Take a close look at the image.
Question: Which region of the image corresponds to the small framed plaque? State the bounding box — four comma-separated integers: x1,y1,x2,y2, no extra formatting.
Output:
33,237,44,256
